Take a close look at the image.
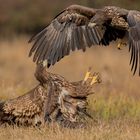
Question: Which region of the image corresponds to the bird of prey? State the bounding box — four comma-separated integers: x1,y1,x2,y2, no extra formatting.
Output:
35,62,101,122
0,84,90,127
29,4,140,75
0,66,101,127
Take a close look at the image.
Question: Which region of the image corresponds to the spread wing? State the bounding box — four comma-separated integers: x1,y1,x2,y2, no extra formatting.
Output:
1,86,46,125
29,5,128,67
127,10,140,75
29,5,105,67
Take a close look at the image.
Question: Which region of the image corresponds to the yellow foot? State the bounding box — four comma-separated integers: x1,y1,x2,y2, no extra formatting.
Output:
83,67,92,82
83,67,101,85
117,41,127,50
90,72,102,85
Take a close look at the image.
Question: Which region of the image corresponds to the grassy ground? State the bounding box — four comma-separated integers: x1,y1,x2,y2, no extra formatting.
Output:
0,37,140,140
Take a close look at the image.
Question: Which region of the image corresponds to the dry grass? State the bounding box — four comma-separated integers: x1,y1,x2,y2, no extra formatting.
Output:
0,37,140,140
0,120,140,140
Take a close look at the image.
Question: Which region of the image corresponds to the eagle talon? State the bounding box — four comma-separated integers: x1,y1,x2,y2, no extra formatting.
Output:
83,67,92,82
90,72,101,85
83,68,101,85
117,40,127,50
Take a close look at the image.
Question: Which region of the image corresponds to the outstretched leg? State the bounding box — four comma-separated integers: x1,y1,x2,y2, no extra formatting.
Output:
44,84,59,123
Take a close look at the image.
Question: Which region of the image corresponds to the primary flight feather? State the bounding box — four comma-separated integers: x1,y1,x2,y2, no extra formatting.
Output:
29,4,140,75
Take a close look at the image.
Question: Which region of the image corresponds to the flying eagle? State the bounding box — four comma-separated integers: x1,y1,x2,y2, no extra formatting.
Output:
29,5,140,75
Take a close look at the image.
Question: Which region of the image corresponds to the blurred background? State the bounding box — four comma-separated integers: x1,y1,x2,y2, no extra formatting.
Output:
0,0,140,36
0,0,140,100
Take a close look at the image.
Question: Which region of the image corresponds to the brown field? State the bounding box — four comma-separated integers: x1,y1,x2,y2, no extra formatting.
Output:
0,37,140,140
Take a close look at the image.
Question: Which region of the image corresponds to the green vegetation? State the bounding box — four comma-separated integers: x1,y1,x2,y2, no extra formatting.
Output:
88,94,140,121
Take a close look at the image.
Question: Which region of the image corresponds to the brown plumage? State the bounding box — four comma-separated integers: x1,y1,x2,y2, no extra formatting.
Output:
35,63,101,122
0,67,101,127
0,84,90,127
29,5,140,75
0,85,47,126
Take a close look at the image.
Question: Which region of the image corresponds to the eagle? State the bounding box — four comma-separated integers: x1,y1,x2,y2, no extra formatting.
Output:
35,62,101,122
0,85,89,127
29,5,140,75
0,66,101,128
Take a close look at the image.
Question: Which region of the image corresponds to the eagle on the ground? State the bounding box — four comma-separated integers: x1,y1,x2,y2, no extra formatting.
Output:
0,84,89,127
29,5,140,75
0,66,101,128
35,62,101,122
